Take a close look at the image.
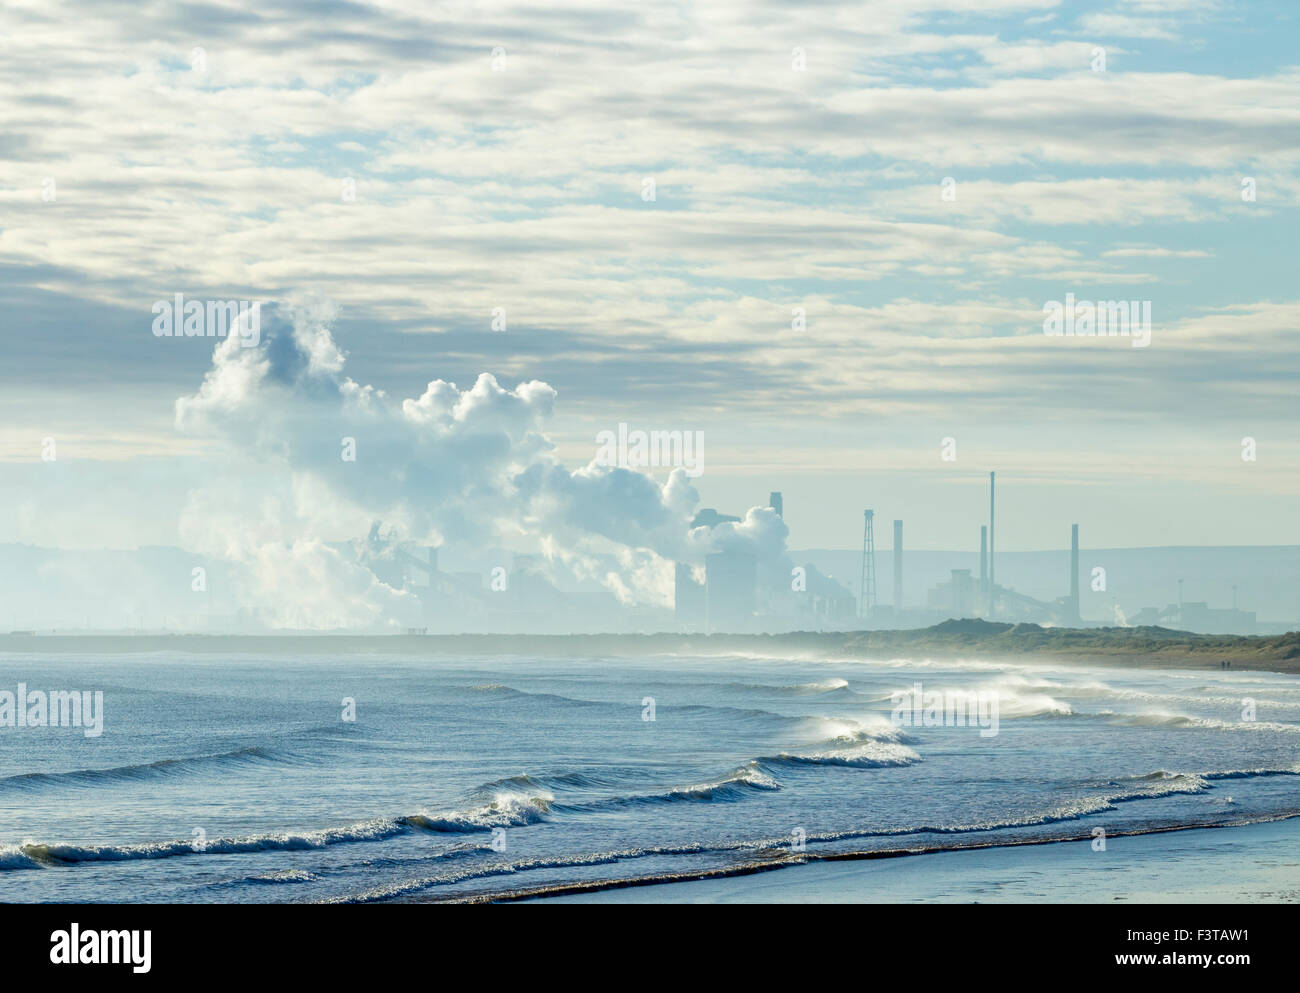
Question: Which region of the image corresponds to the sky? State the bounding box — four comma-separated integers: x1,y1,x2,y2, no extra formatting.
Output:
1,0,1298,569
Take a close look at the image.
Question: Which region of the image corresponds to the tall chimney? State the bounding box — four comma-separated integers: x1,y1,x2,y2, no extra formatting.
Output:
893,519,903,610
980,525,987,592
988,471,996,613
1070,523,1079,622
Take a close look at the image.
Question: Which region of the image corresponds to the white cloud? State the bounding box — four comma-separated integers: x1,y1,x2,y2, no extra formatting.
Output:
169,299,790,625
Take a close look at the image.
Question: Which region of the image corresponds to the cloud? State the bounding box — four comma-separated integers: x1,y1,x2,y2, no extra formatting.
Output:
171,298,788,626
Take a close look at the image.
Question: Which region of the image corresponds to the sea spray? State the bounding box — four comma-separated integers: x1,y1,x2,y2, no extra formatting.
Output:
890,682,1000,738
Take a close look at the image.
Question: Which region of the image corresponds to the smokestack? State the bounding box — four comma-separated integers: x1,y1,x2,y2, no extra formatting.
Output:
893,519,903,610
769,492,783,518
980,525,987,591
1070,523,1079,622
988,472,995,613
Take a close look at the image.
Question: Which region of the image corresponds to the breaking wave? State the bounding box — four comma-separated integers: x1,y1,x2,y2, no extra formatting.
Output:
0,746,294,793
1085,710,1300,733
759,717,921,768
0,765,780,872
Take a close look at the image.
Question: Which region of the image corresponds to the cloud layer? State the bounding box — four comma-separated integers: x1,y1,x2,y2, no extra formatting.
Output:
1,0,1296,556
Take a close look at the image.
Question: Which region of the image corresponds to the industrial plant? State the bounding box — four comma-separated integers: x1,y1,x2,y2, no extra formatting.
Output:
0,472,1283,636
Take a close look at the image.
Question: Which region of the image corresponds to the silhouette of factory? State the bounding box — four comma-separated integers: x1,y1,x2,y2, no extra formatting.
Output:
669,473,1260,635
339,472,1264,635
1,474,1272,635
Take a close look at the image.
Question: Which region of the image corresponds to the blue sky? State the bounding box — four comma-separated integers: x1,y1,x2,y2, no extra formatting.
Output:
0,0,1297,565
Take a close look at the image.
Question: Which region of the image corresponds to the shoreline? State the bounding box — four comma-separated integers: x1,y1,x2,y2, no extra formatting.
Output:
509,814,1300,905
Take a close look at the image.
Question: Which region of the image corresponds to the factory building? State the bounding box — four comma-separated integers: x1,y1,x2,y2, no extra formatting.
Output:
705,550,757,632
927,568,977,617
1130,601,1258,635
675,506,771,632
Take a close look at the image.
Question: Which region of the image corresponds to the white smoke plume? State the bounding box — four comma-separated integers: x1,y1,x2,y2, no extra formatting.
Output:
173,299,788,629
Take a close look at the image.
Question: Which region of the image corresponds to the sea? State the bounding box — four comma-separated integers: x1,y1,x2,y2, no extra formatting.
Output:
2,650,1298,902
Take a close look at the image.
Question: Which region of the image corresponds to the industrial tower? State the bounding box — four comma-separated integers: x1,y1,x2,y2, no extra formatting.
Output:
893,519,903,611
859,509,876,619
1070,523,1080,622
987,471,996,617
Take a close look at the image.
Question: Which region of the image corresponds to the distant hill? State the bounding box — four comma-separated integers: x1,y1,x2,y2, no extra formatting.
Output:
5,620,1299,672
836,618,1300,664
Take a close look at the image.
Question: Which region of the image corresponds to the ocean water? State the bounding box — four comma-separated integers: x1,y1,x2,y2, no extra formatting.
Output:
1,650,1298,903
